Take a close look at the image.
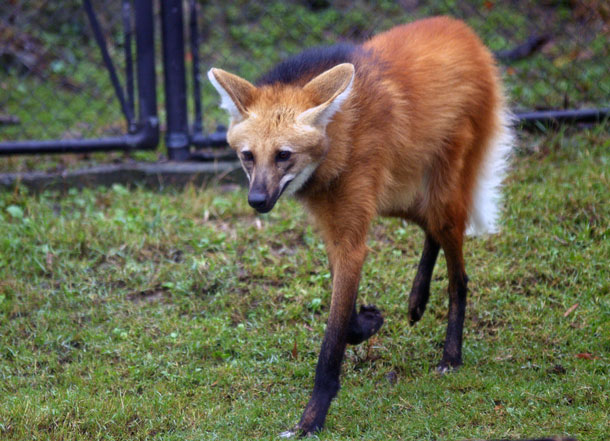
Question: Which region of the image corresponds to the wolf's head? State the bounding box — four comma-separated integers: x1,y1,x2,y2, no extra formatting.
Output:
208,63,354,213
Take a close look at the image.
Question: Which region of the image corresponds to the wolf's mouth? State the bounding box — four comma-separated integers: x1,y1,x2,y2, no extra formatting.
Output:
250,182,291,214
278,178,294,198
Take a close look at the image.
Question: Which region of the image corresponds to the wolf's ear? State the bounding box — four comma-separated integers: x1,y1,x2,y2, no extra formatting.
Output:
208,68,256,123
297,63,355,129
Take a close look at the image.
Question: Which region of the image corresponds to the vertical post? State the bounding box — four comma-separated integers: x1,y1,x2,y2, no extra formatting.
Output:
160,0,190,160
84,0,134,126
133,0,159,148
122,0,136,132
189,0,203,138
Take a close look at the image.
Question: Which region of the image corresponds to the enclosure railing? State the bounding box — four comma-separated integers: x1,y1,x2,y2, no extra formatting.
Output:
0,0,608,159
0,0,158,155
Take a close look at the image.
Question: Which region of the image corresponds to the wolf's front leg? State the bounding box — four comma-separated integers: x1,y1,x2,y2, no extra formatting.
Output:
295,244,368,436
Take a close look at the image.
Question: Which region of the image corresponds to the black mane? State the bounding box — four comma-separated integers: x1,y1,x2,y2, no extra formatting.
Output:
257,43,359,86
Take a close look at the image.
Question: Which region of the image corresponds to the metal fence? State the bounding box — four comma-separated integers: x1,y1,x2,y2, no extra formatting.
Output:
1,0,608,159
0,0,158,155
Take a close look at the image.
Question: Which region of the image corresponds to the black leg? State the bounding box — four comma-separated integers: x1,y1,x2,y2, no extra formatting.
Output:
292,246,368,436
408,233,440,325
438,270,468,371
295,326,347,435
436,230,468,372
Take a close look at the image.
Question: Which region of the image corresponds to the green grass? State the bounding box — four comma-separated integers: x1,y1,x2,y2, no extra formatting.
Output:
1,125,608,440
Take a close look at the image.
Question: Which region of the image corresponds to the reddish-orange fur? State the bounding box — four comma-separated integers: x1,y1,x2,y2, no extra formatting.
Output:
305,17,502,245
209,16,510,436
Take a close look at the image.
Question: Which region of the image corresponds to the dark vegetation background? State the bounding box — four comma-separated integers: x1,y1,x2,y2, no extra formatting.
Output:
1,0,608,153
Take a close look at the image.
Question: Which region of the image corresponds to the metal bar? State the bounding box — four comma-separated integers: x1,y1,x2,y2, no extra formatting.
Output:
83,0,134,125
122,0,136,131
189,150,238,162
495,35,549,63
515,108,609,129
191,130,229,148
0,0,159,156
133,0,158,136
189,0,203,137
3,105,605,156
160,0,190,160
0,131,155,156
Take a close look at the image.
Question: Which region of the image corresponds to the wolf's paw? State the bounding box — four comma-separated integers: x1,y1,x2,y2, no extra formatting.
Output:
435,359,462,374
359,304,384,334
346,304,384,345
408,302,426,326
280,421,322,438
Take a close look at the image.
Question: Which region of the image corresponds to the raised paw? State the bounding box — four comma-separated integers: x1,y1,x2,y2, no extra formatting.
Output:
360,304,384,332
346,304,384,345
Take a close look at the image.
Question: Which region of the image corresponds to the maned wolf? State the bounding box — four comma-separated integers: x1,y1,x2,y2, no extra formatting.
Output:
209,16,513,436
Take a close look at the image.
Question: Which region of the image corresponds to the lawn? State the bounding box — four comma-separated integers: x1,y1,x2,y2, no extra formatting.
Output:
1,124,608,440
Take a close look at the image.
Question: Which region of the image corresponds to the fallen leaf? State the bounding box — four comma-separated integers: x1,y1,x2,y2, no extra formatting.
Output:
564,303,579,317
291,339,298,359
575,353,599,360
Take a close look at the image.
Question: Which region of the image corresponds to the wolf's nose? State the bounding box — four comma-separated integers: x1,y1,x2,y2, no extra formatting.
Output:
248,191,268,210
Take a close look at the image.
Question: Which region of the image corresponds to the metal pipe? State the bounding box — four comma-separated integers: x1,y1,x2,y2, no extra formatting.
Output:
190,130,230,148
83,0,133,125
0,0,159,156
133,0,158,138
0,124,157,155
160,0,190,160
189,0,203,137
515,108,609,128
122,0,136,131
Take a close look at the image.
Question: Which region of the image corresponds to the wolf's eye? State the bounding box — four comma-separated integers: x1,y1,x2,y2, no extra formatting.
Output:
242,151,254,161
276,150,291,162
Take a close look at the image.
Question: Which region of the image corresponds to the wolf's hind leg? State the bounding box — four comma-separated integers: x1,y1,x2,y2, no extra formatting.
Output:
408,233,440,325
435,223,468,372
